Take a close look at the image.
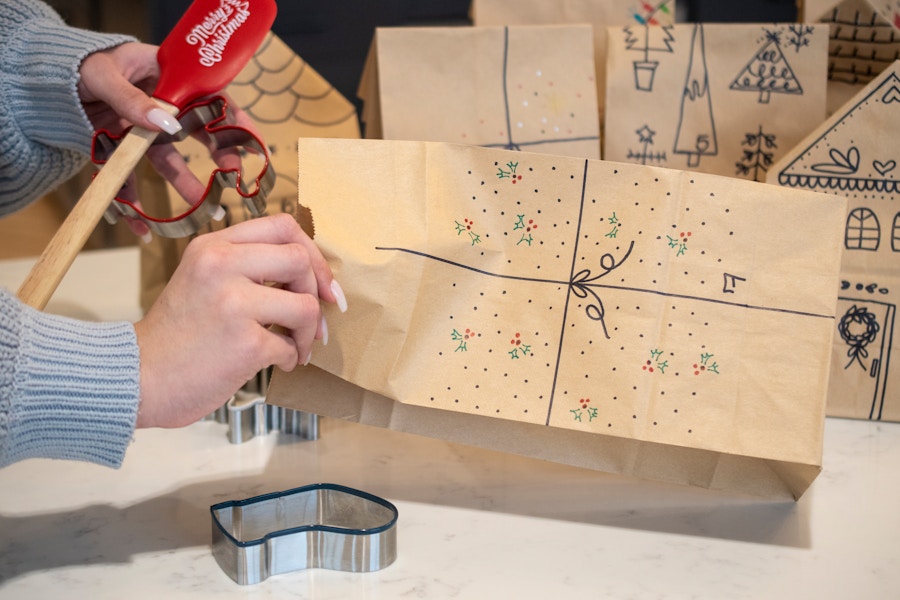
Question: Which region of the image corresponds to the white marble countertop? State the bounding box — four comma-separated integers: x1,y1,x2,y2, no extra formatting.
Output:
2,248,899,599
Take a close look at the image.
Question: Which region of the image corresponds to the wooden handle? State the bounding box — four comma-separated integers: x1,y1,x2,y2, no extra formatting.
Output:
17,101,178,310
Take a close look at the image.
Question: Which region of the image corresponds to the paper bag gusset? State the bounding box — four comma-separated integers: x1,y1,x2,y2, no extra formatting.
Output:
604,23,829,181
275,139,846,499
359,25,601,159
769,60,900,422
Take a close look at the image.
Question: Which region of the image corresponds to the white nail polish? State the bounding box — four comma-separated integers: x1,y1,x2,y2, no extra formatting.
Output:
147,107,182,135
213,205,226,221
141,231,153,244
331,280,348,313
321,315,329,346
303,350,313,366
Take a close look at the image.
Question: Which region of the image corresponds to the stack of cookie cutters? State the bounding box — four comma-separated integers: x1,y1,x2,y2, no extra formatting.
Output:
92,95,274,238
211,483,399,584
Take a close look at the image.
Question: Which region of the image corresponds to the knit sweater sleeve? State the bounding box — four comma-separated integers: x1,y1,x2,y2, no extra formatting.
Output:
0,0,136,216
0,288,140,468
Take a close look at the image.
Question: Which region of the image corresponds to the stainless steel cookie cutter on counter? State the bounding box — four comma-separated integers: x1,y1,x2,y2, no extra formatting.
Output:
206,391,319,444
211,483,399,584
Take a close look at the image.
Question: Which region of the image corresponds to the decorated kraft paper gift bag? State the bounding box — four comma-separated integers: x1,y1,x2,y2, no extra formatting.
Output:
267,139,847,500
769,61,900,422
604,23,829,182
358,24,601,159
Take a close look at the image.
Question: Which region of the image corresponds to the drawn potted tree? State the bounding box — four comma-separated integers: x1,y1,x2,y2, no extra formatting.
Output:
624,23,675,92
730,29,803,104
673,23,717,168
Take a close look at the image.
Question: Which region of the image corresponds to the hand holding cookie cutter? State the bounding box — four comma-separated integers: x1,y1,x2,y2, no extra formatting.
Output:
93,95,274,239
15,0,277,310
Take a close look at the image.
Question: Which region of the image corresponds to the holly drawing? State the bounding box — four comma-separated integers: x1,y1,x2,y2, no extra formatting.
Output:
455,218,482,245
642,348,669,374
513,214,538,246
570,397,599,422
451,328,477,352
497,161,523,183
666,230,691,256
604,212,623,239
509,332,533,359
693,352,720,375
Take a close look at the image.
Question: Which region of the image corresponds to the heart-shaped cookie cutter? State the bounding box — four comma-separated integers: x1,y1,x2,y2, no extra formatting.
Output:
210,483,399,584
92,96,274,238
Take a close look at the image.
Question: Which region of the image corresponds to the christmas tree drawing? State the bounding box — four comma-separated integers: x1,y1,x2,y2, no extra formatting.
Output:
730,29,803,104
624,23,675,92
735,126,777,181
673,23,717,168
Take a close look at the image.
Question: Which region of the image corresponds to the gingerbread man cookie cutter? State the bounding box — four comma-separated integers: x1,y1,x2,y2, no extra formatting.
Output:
92,96,274,238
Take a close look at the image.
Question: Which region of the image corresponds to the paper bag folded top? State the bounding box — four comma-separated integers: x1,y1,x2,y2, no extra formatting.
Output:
269,139,847,500
359,25,601,159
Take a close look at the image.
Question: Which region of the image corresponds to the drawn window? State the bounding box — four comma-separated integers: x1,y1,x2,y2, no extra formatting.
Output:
893,213,900,252
846,208,880,251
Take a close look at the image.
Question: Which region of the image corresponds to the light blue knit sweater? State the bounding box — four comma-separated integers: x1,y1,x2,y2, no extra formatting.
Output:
0,0,142,467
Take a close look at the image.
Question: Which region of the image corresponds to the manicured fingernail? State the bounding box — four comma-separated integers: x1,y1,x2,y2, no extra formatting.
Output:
147,107,182,135
213,205,226,221
303,350,313,366
321,315,329,346
331,280,348,313
141,231,153,244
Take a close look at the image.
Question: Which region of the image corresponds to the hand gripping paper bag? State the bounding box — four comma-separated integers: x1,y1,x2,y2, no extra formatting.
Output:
267,138,846,500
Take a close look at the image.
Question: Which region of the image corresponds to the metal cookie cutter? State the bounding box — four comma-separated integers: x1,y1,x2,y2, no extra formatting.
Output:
91,96,274,238
210,483,399,584
206,391,319,444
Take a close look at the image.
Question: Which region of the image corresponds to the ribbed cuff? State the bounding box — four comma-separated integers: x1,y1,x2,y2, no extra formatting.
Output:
0,291,140,468
1,0,136,155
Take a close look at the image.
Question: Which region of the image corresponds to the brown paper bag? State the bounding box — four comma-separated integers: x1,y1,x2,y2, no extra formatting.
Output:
809,0,900,85
358,25,601,159
267,138,847,500
768,60,900,422
471,0,677,129
604,23,829,181
139,32,359,311
805,0,900,115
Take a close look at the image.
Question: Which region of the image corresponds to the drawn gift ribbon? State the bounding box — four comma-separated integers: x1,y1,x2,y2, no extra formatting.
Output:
91,96,273,238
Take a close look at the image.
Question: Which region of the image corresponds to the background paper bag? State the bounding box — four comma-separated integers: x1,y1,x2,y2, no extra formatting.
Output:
604,23,829,181
139,33,359,311
471,0,677,135
805,0,900,114
268,138,847,500
358,25,601,159
769,60,900,422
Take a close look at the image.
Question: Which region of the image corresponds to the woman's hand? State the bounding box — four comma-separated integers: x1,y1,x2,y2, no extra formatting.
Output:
133,214,347,428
